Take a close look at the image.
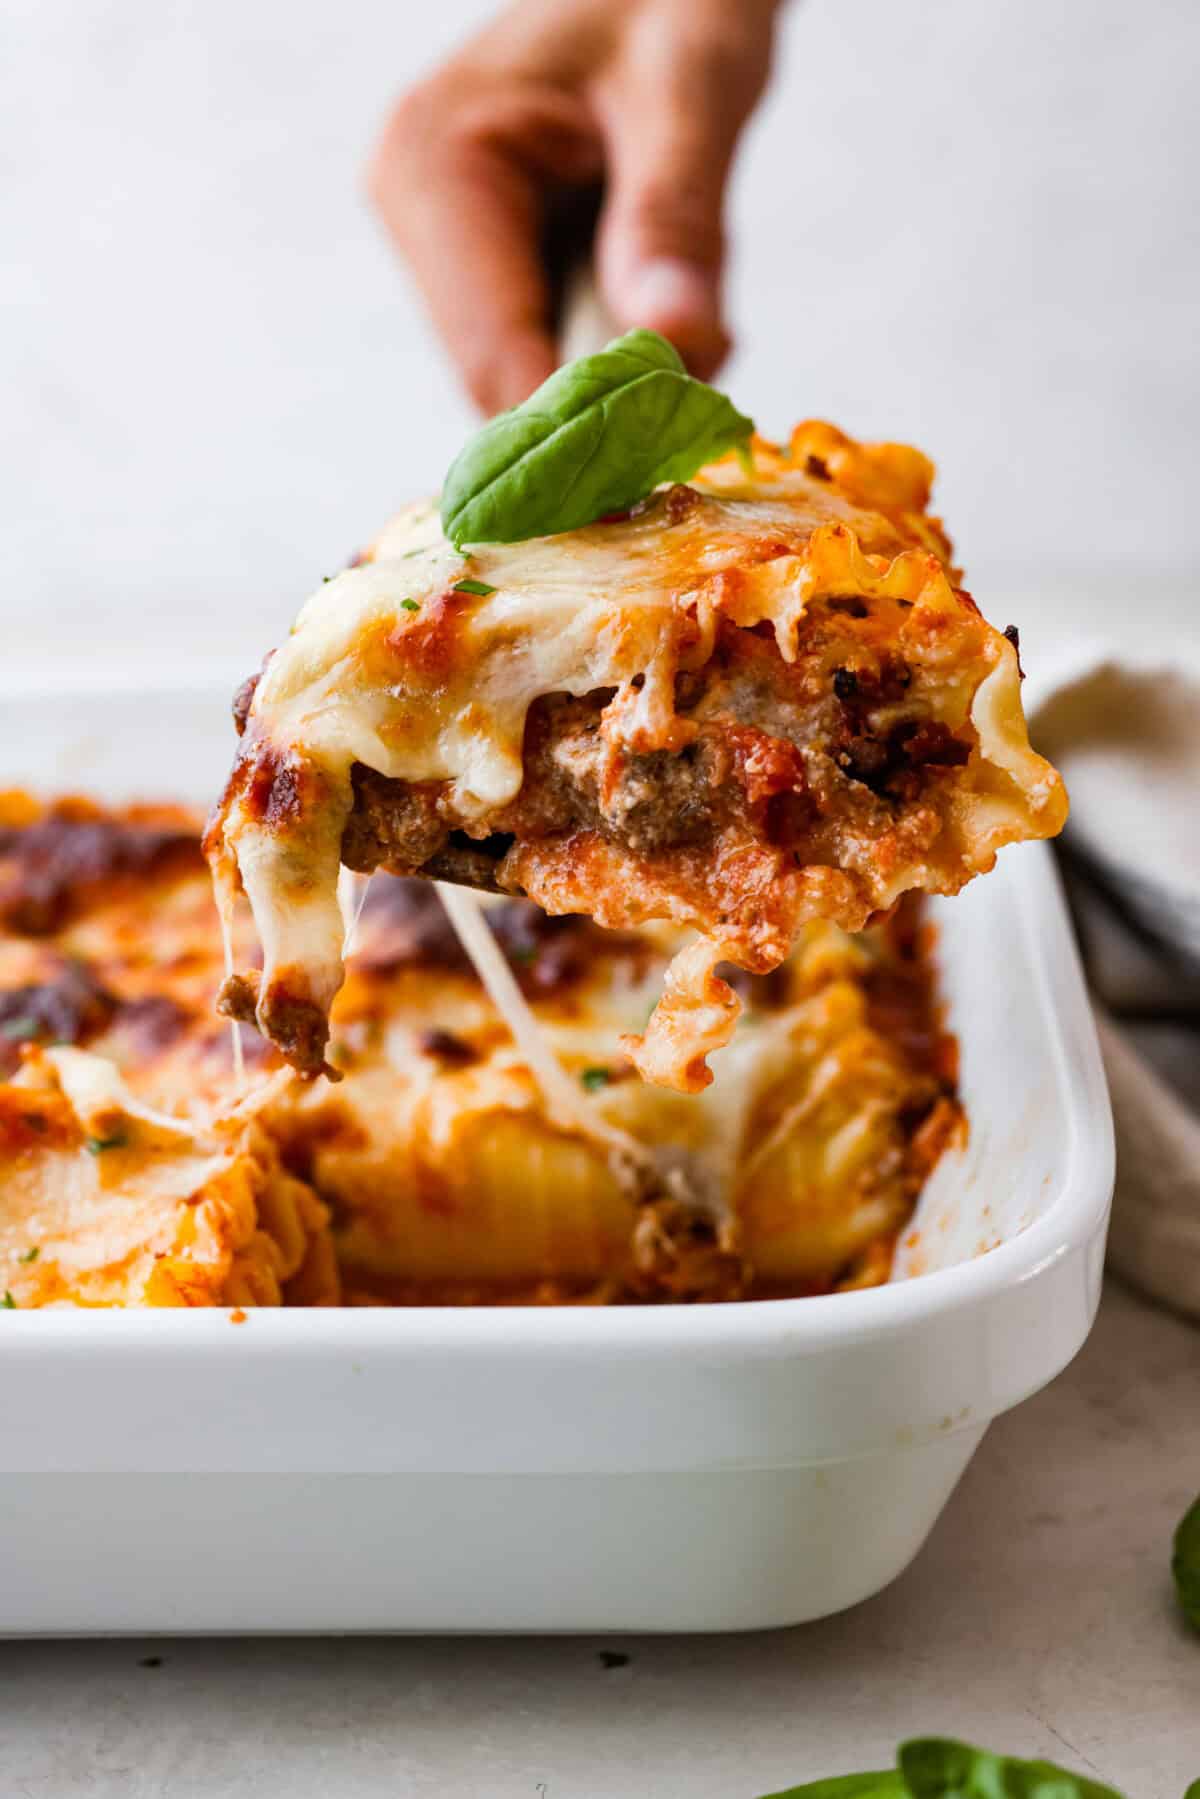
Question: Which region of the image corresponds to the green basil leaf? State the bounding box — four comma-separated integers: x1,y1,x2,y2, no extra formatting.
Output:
758,1774,906,1799
900,1738,1125,1799
439,329,754,548
1173,1494,1200,1632
1183,1781,1200,1799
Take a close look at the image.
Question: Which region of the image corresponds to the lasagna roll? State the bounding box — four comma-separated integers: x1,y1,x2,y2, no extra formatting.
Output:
0,1048,337,1308
0,798,337,1308
206,425,1065,1091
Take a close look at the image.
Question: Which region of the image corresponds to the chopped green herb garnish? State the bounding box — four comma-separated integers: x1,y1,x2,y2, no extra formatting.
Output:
400,598,421,612
453,577,497,597
580,1066,611,1092
86,1132,128,1155
2,1290,16,1309
18,1246,39,1265
1,1015,39,1041
401,547,428,559
508,945,536,965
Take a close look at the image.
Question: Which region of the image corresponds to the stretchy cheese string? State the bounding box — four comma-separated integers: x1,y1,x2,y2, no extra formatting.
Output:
434,882,649,1182
338,867,373,959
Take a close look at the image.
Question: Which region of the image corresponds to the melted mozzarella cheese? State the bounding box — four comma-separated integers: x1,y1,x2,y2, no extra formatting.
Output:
255,464,903,816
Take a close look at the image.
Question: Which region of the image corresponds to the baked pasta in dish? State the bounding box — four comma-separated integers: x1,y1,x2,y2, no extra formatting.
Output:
207,421,1066,1093
0,795,959,1306
0,1049,333,1308
274,876,960,1303
0,793,337,1308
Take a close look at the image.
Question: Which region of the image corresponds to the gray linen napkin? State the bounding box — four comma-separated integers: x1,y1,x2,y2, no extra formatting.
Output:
1033,656,1200,1321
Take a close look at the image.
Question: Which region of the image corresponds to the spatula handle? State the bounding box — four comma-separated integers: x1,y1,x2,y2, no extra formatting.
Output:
558,263,620,362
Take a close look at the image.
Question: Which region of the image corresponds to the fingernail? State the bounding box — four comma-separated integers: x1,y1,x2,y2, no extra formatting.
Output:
624,258,720,329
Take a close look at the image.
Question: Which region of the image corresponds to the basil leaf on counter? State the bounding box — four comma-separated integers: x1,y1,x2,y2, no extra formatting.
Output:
439,329,754,548
1173,1494,1200,1632
759,1775,906,1799
900,1738,1124,1799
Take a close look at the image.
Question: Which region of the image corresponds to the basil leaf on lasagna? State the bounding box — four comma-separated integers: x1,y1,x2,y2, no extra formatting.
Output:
440,329,754,548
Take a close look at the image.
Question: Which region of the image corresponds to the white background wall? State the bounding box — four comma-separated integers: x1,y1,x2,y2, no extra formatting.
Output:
4,0,1197,678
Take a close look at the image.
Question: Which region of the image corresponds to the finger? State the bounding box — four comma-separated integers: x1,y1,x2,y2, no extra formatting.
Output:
371,112,553,414
594,6,775,377
370,86,600,414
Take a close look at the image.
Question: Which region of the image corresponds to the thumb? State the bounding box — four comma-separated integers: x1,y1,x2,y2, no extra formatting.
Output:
594,5,775,377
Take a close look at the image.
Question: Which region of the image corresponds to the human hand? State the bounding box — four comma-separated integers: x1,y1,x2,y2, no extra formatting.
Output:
369,0,781,413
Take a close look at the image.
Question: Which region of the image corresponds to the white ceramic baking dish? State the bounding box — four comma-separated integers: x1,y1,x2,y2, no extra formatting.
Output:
0,681,1113,1634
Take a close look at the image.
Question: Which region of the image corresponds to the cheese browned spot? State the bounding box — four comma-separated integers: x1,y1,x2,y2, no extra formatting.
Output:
0,796,198,934
205,426,1064,1093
